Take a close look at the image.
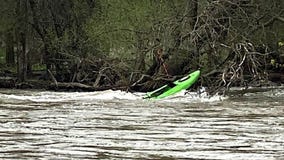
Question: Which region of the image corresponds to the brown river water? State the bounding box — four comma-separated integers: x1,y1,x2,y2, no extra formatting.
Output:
0,88,283,159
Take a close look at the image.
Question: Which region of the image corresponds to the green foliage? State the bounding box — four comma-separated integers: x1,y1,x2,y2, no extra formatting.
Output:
0,48,5,64
0,0,283,86
32,63,46,71
88,1,161,49
0,1,16,32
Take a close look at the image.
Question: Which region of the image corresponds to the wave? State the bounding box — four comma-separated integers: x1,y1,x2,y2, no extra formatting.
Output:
0,89,227,104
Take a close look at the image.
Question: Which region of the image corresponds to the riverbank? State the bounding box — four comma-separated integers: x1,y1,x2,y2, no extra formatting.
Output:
0,77,129,92
1,71,283,94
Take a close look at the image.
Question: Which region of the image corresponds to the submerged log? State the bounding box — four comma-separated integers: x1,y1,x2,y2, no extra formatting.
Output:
268,72,284,83
49,82,96,91
48,82,129,92
0,77,16,88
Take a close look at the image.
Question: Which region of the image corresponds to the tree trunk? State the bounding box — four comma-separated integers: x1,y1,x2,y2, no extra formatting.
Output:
17,32,27,82
5,30,15,66
135,33,146,71
188,0,198,31
164,0,199,75
188,0,199,69
15,0,28,82
29,0,51,74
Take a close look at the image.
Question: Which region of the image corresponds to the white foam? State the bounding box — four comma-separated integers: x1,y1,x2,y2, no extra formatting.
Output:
90,90,142,100
0,89,226,103
157,90,228,103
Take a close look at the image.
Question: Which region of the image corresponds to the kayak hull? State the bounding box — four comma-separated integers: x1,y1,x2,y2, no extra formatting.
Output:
144,70,200,99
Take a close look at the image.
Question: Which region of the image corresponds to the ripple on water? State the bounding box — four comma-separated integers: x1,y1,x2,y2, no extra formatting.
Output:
0,89,283,159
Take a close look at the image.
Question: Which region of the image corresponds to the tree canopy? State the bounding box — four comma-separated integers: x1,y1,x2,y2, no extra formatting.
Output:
0,0,283,93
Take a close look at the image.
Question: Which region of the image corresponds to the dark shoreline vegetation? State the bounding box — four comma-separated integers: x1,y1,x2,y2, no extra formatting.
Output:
0,0,283,95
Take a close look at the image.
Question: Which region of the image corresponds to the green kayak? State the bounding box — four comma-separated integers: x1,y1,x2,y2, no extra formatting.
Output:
144,70,200,99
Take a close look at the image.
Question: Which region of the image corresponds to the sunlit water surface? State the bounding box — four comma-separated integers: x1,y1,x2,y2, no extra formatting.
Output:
0,88,283,159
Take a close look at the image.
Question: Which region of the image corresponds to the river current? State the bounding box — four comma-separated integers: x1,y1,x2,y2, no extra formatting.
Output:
0,88,283,159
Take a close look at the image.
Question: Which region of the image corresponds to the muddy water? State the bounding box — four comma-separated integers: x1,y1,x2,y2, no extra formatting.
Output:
0,89,283,159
